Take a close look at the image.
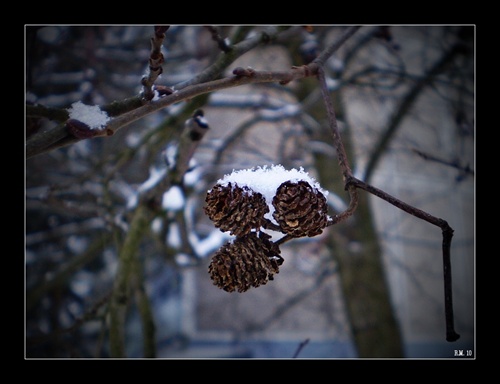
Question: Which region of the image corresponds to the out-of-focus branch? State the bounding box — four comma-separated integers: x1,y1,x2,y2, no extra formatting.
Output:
313,26,361,67
412,148,474,178
26,291,112,349
132,253,157,358
244,263,336,333
108,109,210,356
363,41,468,183
26,232,112,312
109,204,152,357
175,26,287,89
169,109,209,185
205,26,232,53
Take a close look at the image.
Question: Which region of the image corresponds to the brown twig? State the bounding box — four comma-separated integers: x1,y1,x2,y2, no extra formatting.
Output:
345,176,459,341
26,27,322,160
315,56,460,341
25,66,319,160
141,26,170,102
316,65,359,225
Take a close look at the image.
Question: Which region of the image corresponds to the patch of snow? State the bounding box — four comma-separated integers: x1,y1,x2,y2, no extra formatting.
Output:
214,164,329,222
162,185,185,211
138,166,167,193
67,101,110,129
189,229,232,258
167,223,182,248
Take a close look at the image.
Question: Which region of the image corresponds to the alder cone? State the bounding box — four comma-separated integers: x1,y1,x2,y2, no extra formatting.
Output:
208,232,283,293
204,182,269,236
272,180,329,237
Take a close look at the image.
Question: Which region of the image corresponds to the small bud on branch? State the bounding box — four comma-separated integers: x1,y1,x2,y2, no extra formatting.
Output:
66,119,101,139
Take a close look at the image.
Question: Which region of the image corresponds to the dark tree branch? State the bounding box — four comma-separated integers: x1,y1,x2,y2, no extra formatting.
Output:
26,290,112,348
26,65,319,159
292,338,310,358
314,37,460,341
205,26,232,53
141,26,169,102
174,26,287,90
316,66,359,225
345,176,459,342
28,26,353,160
244,264,336,334
363,41,468,183
412,148,474,178
314,26,361,67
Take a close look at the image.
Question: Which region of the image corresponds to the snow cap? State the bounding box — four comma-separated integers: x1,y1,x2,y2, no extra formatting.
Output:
67,101,110,130
216,164,328,206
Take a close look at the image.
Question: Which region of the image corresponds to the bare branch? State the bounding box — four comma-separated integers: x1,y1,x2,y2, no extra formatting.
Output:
315,41,460,341
205,26,232,53
109,204,153,357
313,26,361,67
363,41,468,183
26,291,112,349
26,27,358,160
316,66,359,225
292,338,310,358
412,148,474,178
141,26,169,102
345,176,459,342
169,109,209,185
26,66,318,159
175,26,287,89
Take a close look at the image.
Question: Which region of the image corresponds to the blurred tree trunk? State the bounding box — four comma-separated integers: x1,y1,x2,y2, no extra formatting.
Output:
309,86,404,358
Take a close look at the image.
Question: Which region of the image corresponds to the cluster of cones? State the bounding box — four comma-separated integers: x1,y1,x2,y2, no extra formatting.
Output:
204,180,329,292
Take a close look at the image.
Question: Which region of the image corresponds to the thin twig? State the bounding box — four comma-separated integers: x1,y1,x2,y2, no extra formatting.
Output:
141,26,169,102
314,36,459,341
363,41,466,183
346,176,459,341
205,26,232,53
412,148,474,178
26,290,112,348
313,26,361,67
316,65,359,225
25,27,355,160
26,66,317,159
244,265,336,334
292,338,310,358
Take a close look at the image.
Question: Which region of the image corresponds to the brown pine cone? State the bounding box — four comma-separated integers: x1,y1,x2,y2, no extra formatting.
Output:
204,182,269,237
272,180,329,237
208,232,283,293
